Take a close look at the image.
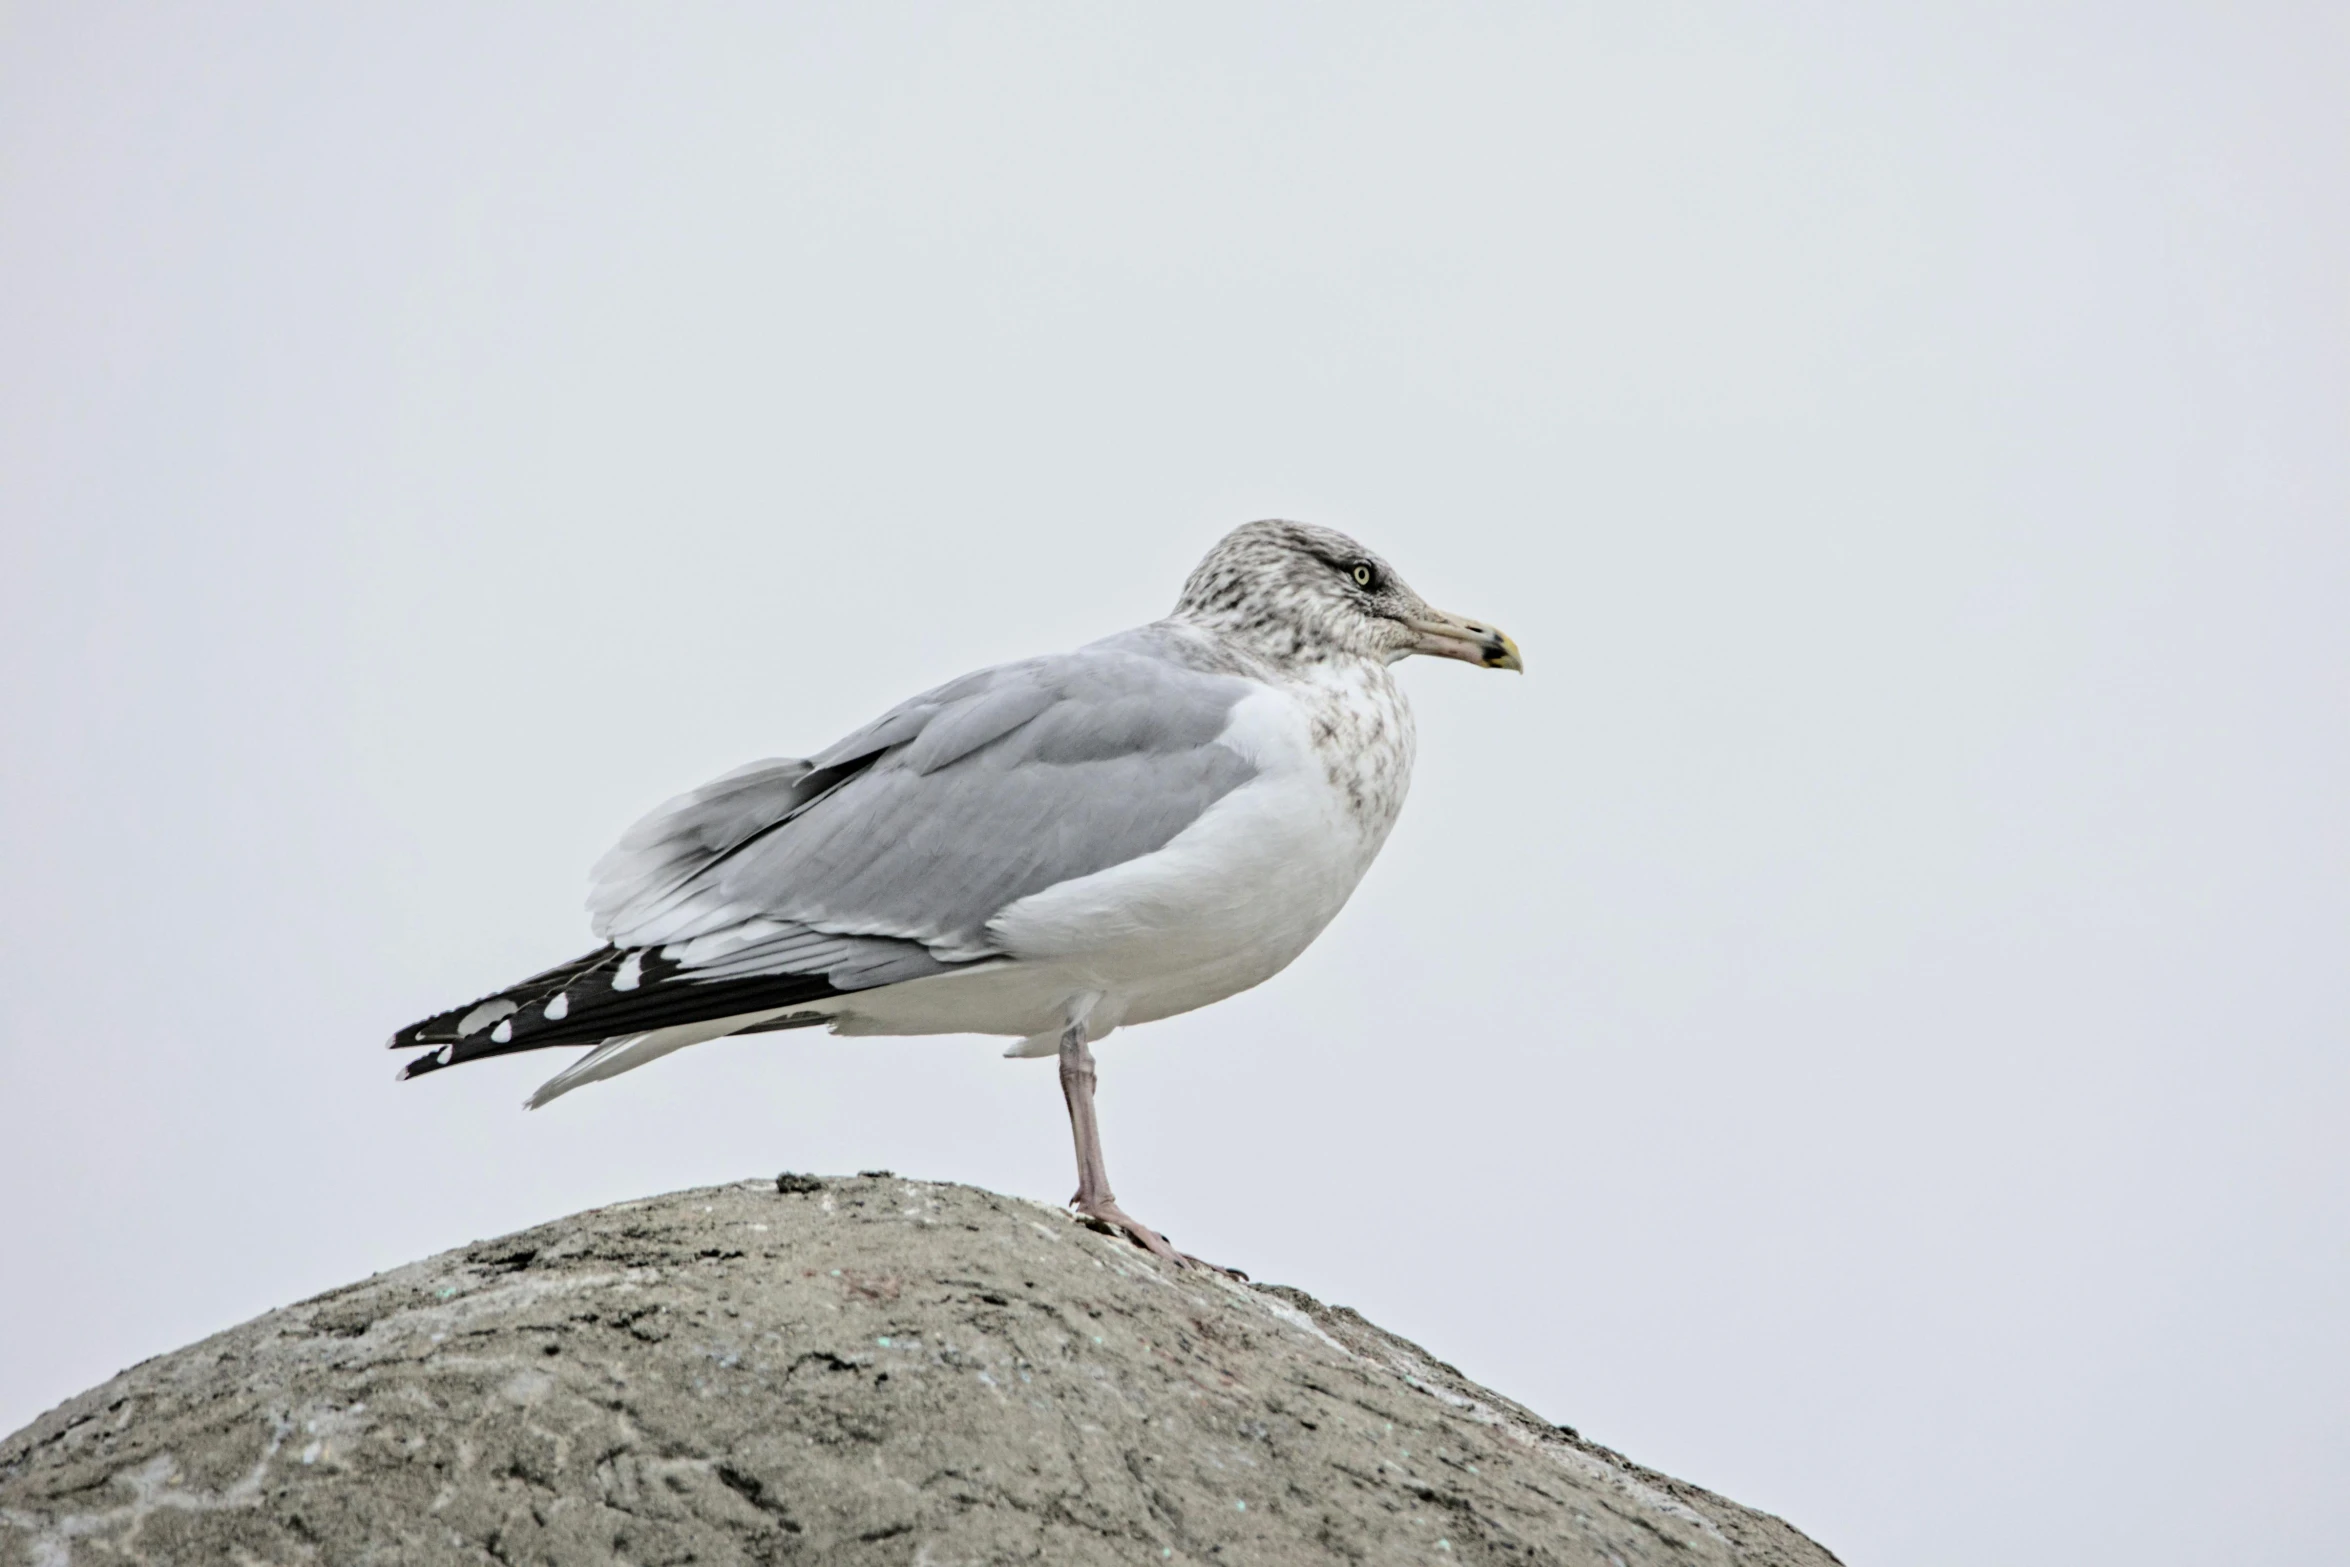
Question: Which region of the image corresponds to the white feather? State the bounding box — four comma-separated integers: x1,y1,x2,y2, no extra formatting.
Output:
525,1009,799,1109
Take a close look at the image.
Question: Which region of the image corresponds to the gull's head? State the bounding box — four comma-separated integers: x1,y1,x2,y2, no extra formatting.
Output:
1173,519,1523,673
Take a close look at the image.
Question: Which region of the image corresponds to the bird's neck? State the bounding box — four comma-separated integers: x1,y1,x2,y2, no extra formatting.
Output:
1161,610,1361,680
1293,658,1418,851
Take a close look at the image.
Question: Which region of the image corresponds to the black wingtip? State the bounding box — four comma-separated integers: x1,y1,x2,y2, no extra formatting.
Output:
399,1046,453,1081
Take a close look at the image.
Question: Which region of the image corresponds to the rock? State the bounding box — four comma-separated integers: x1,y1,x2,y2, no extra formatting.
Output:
0,1177,1839,1565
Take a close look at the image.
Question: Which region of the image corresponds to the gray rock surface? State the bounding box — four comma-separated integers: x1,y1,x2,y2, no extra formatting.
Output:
1,1176,1840,1566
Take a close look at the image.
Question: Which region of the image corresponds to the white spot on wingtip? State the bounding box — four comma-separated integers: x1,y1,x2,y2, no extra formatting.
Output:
613,952,645,991
456,999,518,1038
490,1019,513,1043
544,992,570,1020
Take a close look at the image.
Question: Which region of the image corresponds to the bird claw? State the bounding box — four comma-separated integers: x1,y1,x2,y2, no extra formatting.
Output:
1069,1202,1247,1277
1071,1199,1193,1269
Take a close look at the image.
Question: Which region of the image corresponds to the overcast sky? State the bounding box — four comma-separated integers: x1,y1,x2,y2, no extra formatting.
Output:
2,5,2343,1564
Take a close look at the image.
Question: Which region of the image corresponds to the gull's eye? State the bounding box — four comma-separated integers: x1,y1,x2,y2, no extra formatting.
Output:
1351,562,1376,589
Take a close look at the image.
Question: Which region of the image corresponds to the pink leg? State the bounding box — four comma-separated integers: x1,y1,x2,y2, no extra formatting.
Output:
1058,1021,1186,1266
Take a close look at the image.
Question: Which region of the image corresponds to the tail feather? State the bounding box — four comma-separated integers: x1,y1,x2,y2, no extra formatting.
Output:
389,944,842,1080
521,1010,826,1109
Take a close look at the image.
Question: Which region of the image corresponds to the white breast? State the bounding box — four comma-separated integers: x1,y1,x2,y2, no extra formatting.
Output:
982,660,1416,1031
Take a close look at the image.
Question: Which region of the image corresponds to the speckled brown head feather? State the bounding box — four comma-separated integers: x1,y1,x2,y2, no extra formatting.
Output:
1172,520,1521,674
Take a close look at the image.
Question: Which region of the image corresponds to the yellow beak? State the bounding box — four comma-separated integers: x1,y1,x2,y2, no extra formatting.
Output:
1404,609,1523,671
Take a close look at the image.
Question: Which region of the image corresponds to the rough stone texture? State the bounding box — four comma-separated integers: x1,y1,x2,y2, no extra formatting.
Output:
1,1177,1840,1566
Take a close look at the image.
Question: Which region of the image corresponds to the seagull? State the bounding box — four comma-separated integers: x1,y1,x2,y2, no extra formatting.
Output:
391,520,1520,1263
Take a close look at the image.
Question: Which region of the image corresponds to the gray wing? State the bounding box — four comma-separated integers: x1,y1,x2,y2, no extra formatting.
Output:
589,629,1260,969
390,628,1259,1079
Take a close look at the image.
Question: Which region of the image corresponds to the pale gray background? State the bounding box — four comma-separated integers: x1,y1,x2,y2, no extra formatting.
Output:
2,5,2343,1563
